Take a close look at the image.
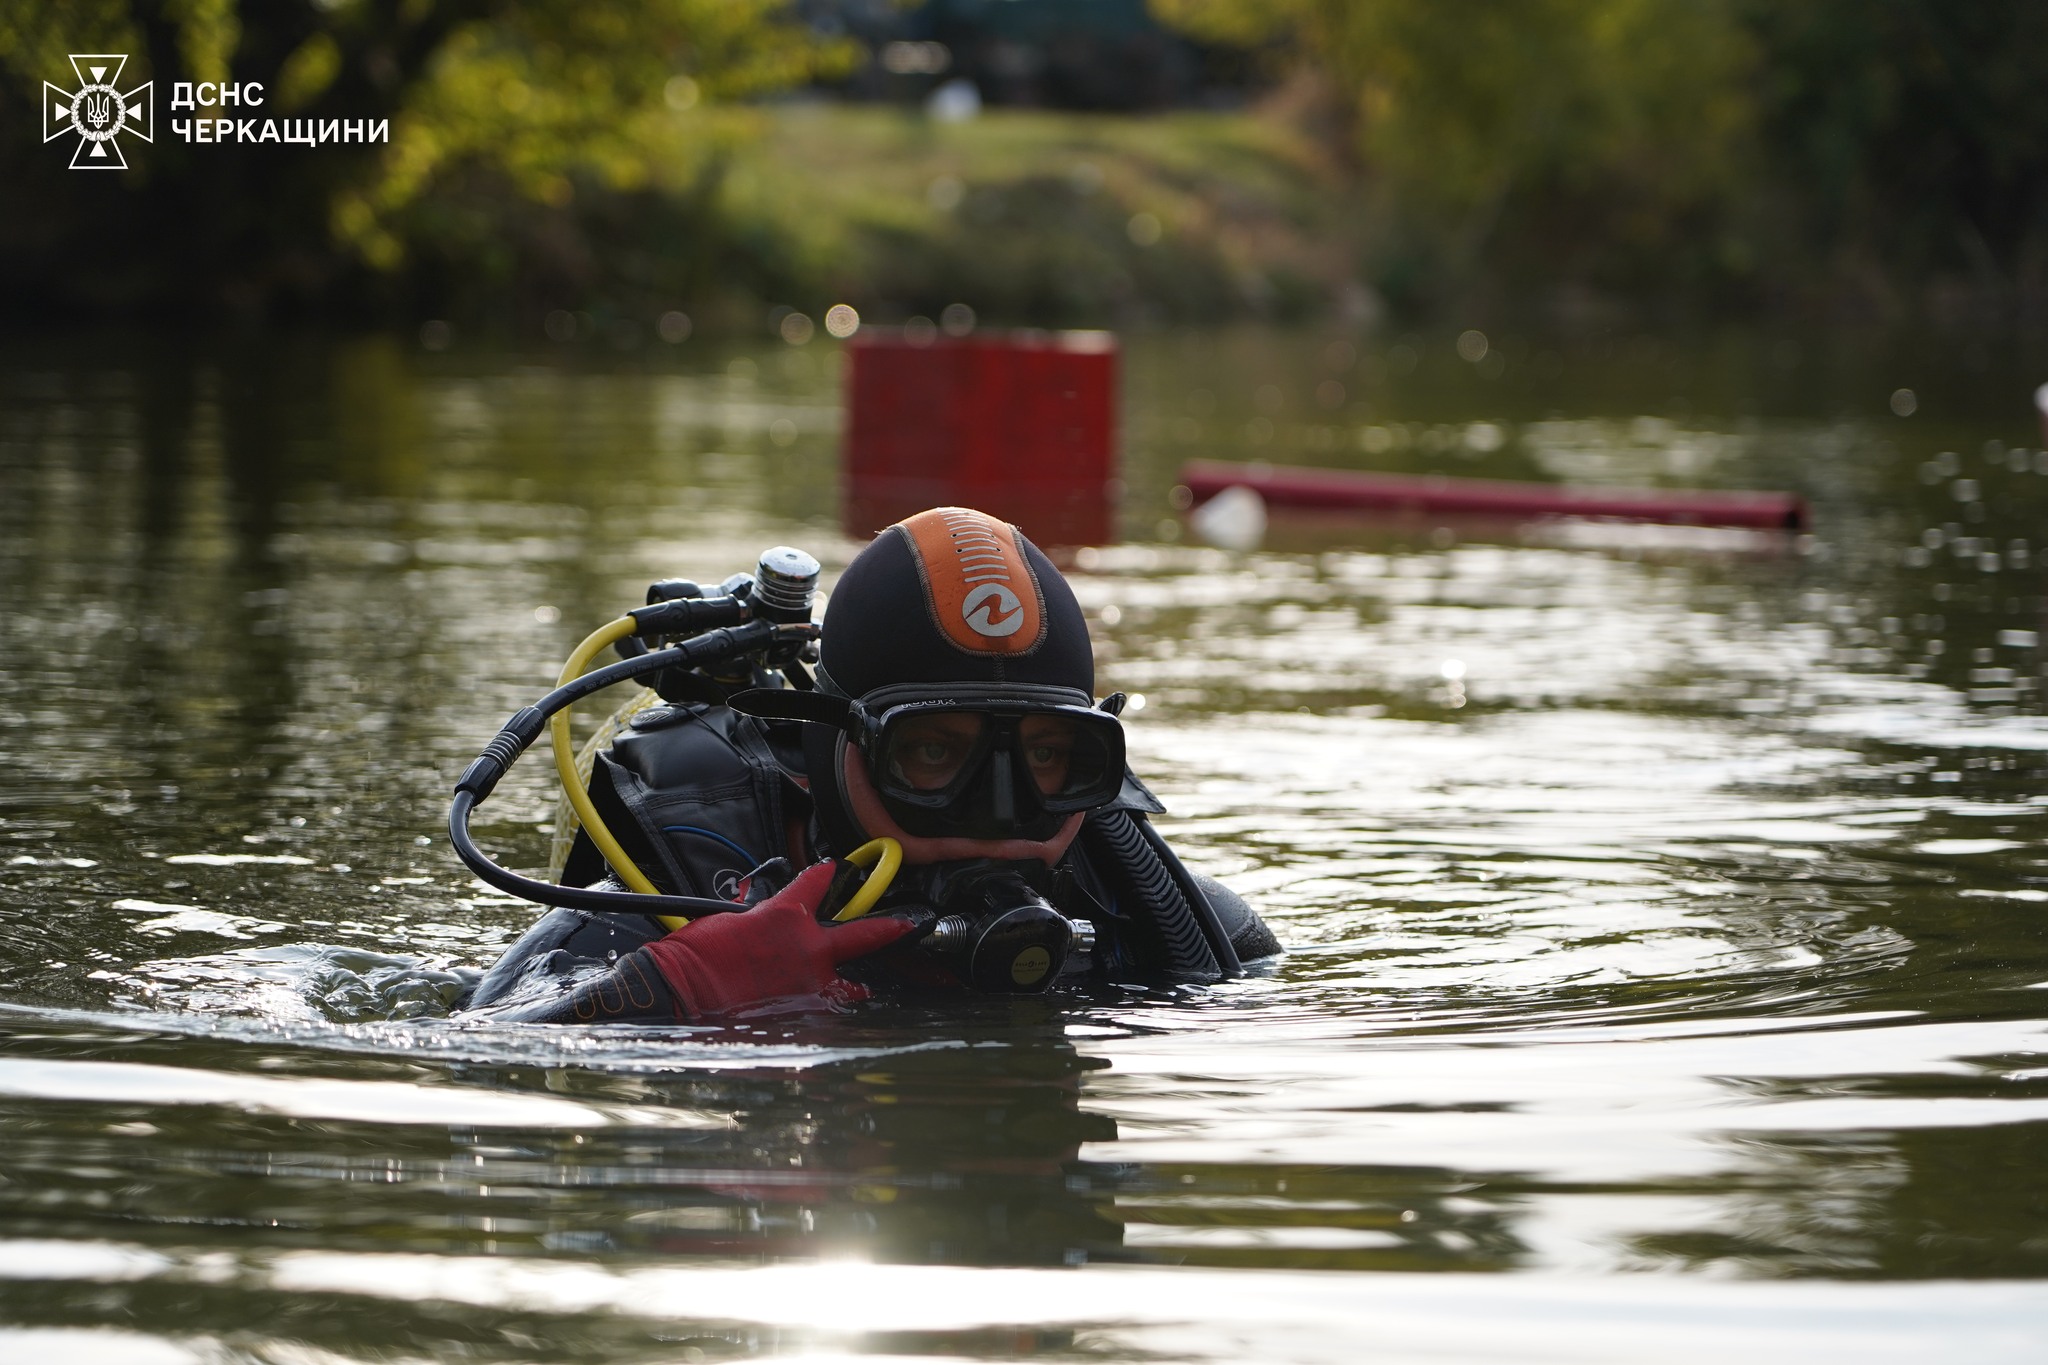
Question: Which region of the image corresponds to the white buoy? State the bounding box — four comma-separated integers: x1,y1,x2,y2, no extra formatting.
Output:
927,79,981,123
1190,484,1267,551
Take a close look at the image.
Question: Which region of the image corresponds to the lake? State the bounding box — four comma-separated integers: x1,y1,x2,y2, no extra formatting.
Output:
2,323,2045,1362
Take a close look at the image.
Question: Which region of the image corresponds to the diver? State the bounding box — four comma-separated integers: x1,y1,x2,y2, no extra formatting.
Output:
453,506,1280,1023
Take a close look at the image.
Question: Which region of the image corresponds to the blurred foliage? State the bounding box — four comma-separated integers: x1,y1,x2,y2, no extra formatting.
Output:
721,107,1345,326
3,0,2047,329
1155,0,2048,323
1741,1,2048,305
1159,0,1751,219
0,0,847,317
331,3,851,272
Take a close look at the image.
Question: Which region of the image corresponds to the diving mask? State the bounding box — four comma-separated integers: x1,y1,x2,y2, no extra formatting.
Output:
730,682,1126,841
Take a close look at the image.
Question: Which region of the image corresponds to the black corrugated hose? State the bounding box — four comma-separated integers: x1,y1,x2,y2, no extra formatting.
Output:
1083,809,1234,982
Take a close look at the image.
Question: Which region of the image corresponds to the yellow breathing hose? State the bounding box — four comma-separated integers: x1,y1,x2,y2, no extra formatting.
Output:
834,838,903,921
553,617,665,902
551,617,904,931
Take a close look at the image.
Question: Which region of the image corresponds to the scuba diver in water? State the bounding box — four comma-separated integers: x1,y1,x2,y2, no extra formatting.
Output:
451,506,1279,1023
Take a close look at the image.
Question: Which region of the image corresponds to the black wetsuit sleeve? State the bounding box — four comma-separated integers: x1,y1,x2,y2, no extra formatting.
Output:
455,906,686,1023
455,946,687,1024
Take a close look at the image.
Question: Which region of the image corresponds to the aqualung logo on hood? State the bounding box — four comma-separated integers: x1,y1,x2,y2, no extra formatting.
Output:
898,507,1045,655
44,54,152,169
961,582,1024,637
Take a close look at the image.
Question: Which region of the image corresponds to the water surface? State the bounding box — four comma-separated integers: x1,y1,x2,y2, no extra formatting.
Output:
2,326,2046,1361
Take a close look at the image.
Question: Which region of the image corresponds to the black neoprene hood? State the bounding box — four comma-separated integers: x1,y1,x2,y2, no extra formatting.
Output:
820,510,1095,699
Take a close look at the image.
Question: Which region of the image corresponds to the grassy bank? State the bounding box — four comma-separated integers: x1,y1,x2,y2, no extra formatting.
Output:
393,102,1357,336
723,104,1353,325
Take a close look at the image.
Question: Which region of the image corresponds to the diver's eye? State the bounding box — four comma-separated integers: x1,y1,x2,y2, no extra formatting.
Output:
1017,721,1077,795
892,737,964,778
885,714,986,790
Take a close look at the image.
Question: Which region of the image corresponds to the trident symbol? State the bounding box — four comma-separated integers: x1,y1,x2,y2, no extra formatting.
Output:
45,54,151,169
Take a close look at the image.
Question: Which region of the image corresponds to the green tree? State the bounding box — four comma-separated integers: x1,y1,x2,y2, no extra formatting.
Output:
1741,0,2048,309
1155,0,1757,309
1159,0,2048,321
0,0,845,317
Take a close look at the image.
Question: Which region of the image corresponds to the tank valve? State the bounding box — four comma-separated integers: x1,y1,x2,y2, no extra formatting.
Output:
753,546,821,623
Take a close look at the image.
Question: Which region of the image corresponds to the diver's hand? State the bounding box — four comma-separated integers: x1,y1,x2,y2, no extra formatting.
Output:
641,861,914,1019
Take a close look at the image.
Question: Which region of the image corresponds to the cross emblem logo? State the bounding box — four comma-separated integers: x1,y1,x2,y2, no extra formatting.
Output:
44,54,152,170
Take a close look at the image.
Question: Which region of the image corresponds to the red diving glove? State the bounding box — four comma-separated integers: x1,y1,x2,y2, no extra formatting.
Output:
640,860,915,1019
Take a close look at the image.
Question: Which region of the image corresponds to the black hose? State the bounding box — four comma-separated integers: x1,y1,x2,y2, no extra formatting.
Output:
1082,809,1223,983
1132,815,1242,978
448,620,798,918
450,790,746,916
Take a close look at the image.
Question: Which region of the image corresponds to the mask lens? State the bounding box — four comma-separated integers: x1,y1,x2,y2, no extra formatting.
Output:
1017,714,1114,806
881,711,987,797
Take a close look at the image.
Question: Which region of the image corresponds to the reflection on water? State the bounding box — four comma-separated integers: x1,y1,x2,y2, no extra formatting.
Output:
2,327,2047,1360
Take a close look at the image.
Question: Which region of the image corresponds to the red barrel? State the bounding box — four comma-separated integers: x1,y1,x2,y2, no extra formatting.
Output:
844,331,1117,546
1181,459,1808,531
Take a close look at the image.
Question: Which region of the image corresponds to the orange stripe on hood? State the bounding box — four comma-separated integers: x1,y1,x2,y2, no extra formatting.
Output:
896,507,1045,656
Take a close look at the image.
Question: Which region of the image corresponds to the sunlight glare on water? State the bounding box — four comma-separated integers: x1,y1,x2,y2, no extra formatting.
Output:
2,328,2047,1361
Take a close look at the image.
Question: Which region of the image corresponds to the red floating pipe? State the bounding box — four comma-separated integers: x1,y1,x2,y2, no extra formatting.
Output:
1180,459,1808,531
